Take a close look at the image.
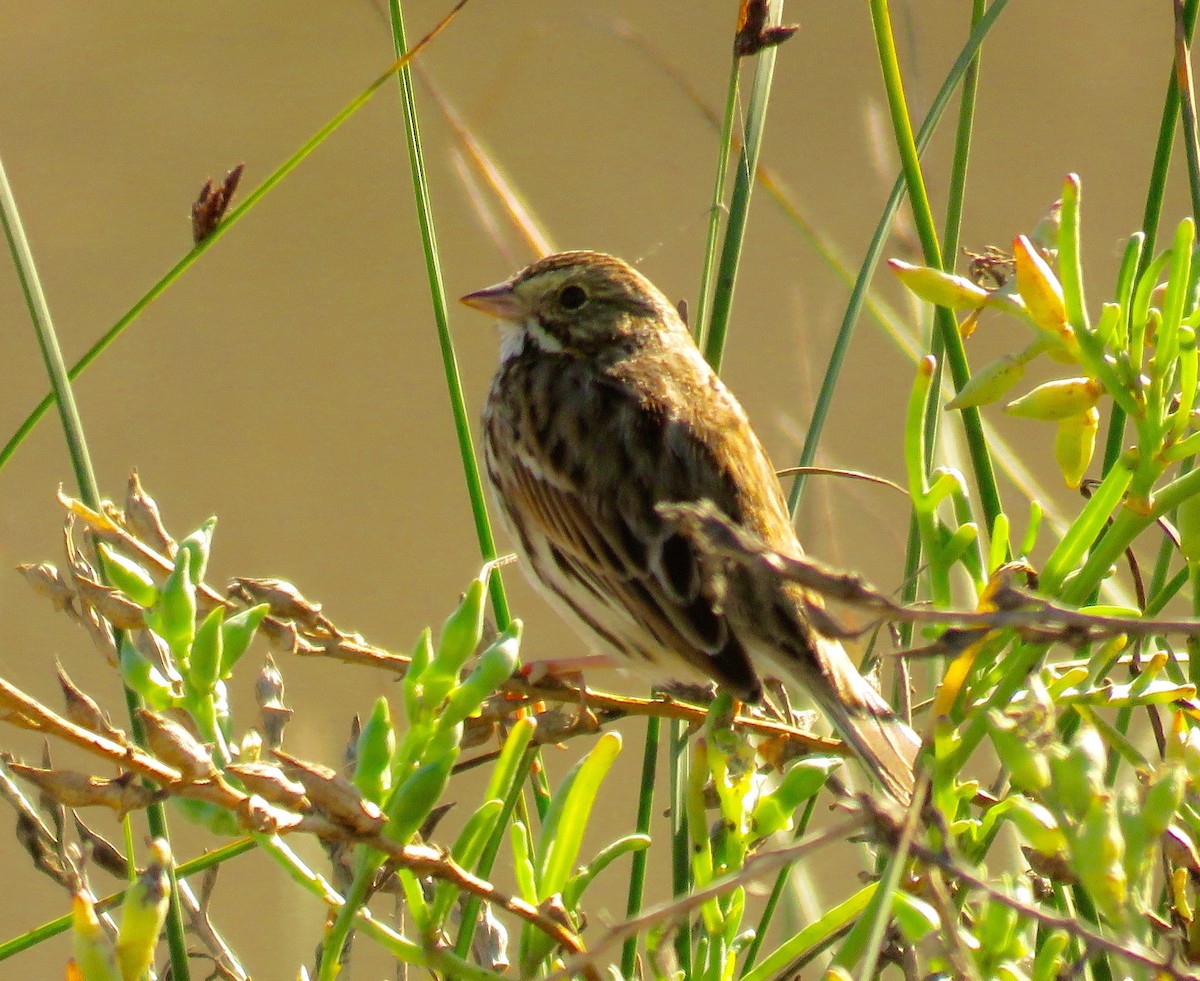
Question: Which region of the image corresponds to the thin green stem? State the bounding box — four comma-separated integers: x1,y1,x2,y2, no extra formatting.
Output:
1176,0,1200,226
258,834,507,981
1101,0,1199,476
454,744,537,961
386,0,510,630
703,0,785,373
694,59,741,350
0,153,192,981
740,797,817,972
940,0,984,272
621,715,660,976
0,2,468,478
866,0,1001,534
0,837,256,961
907,0,989,621
669,717,693,975
0,163,98,506
787,0,1009,515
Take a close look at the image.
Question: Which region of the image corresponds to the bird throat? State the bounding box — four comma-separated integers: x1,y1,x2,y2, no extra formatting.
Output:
499,317,564,363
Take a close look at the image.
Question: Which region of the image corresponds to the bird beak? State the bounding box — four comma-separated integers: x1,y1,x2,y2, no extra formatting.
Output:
460,280,525,320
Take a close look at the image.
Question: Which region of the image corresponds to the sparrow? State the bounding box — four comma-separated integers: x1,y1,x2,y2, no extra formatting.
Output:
462,251,919,801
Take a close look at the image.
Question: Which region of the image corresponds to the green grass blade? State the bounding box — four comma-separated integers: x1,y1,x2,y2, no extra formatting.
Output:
693,58,740,349
0,152,194,981
1175,1,1200,224
387,0,509,629
0,1,469,478
866,0,1001,532
0,157,99,504
621,715,660,976
786,0,1009,516
703,0,786,372
669,717,693,975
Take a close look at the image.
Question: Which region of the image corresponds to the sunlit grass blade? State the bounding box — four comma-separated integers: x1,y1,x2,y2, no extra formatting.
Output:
693,56,740,350
419,68,556,258
385,0,510,631
0,152,193,981
863,0,1001,534
1175,0,1200,224
621,715,659,977
0,0,471,477
702,0,786,373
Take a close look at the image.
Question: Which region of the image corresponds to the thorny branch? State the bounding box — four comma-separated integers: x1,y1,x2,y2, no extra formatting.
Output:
46,490,844,757
0,675,593,972
18,486,1200,978
659,500,1200,647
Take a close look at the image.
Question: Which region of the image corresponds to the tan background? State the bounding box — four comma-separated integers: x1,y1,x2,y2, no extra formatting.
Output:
0,2,1188,976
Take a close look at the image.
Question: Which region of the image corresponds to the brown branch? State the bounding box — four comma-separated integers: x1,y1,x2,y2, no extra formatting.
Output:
0,672,591,971
501,676,845,755
59,493,850,760
658,500,1200,644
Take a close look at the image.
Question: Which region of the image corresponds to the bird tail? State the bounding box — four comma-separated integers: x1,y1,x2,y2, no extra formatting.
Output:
802,635,921,805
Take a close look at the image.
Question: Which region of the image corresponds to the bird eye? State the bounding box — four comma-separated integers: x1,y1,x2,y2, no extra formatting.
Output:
558,284,588,310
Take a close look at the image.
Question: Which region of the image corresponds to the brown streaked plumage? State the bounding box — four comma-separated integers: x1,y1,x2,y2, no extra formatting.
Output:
463,251,919,801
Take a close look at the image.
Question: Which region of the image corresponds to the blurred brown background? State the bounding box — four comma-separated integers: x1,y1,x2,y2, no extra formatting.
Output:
0,2,1189,976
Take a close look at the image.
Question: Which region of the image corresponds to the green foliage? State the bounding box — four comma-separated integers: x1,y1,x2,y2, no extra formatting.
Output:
8,2,1200,979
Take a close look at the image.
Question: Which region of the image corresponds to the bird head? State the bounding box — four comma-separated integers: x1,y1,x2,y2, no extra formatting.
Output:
461,251,682,358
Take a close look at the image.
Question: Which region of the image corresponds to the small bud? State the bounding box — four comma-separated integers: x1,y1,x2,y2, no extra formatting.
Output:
176,517,217,587
1005,798,1067,856
71,888,119,981
947,354,1027,410
1049,724,1106,818
56,666,125,743
70,573,146,631
118,639,176,711
95,544,158,608
439,621,523,729
228,577,327,631
226,762,309,809
124,471,175,557
191,163,244,244
273,749,384,835
147,549,196,656
751,757,840,839
220,603,269,677
8,764,157,815
137,709,218,782
889,258,991,309
188,606,224,692
1070,796,1128,926
385,757,454,843
1054,407,1100,489
1142,761,1186,841
403,627,434,721
17,562,76,612
1005,377,1102,421
353,698,396,805
1030,198,1062,257
116,840,172,981
1014,234,1071,341
433,577,487,678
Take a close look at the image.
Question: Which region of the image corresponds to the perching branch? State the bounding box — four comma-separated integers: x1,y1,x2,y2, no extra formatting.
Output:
658,499,1200,646
0,674,593,972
